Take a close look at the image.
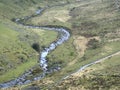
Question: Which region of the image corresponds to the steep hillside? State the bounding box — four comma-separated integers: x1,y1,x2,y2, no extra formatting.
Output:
0,0,120,90
20,0,120,89
0,0,71,21
0,0,60,83
51,52,120,90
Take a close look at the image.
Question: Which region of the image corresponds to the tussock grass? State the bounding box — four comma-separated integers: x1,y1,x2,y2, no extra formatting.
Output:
0,24,58,83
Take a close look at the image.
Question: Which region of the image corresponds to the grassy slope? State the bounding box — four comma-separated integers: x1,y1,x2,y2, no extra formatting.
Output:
20,0,120,90
52,53,120,90
0,0,59,83
0,0,120,89
50,0,120,89
0,23,58,83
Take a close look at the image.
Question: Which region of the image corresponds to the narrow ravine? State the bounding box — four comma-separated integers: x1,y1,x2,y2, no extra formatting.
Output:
0,8,70,89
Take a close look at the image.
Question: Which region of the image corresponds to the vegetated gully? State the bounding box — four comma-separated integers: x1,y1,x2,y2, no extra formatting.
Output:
0,8,70,88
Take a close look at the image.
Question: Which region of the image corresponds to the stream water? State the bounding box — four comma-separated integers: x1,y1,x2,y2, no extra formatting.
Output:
0,9,70,89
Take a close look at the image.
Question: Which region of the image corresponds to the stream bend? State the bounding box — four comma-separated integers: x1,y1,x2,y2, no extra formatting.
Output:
0,8,70,88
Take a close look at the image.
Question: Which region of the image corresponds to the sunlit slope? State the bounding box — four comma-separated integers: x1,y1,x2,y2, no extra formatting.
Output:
52,53,120,90
0,0,72,21
20,0,120,89
0,0,120,89
0,24,37,82
0,0,58,83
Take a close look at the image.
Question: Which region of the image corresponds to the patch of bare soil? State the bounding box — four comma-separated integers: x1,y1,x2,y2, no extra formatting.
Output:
68,36,100,66
67,36,88,66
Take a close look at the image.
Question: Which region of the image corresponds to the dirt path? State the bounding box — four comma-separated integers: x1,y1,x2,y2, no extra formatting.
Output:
55,51,120,85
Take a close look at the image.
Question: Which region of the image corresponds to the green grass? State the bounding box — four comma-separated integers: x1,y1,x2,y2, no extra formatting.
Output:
90,53,120,75
0,0,77,86
49,49,120,90
0,0,76,86
0,24,18,44
0,23,58,83
0,23,36,82
38,30,58,47
25,0,91,27
20,0,120,89
0,0,120,89
25,0,120,71
0,0,59,82
0,58,37,83
47,37,77,68
0,0,74,22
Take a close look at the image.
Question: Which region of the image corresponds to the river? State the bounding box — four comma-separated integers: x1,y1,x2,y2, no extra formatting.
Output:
0,8,70,89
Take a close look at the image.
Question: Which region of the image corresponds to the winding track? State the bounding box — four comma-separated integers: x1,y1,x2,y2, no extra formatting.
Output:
54,51,120,86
